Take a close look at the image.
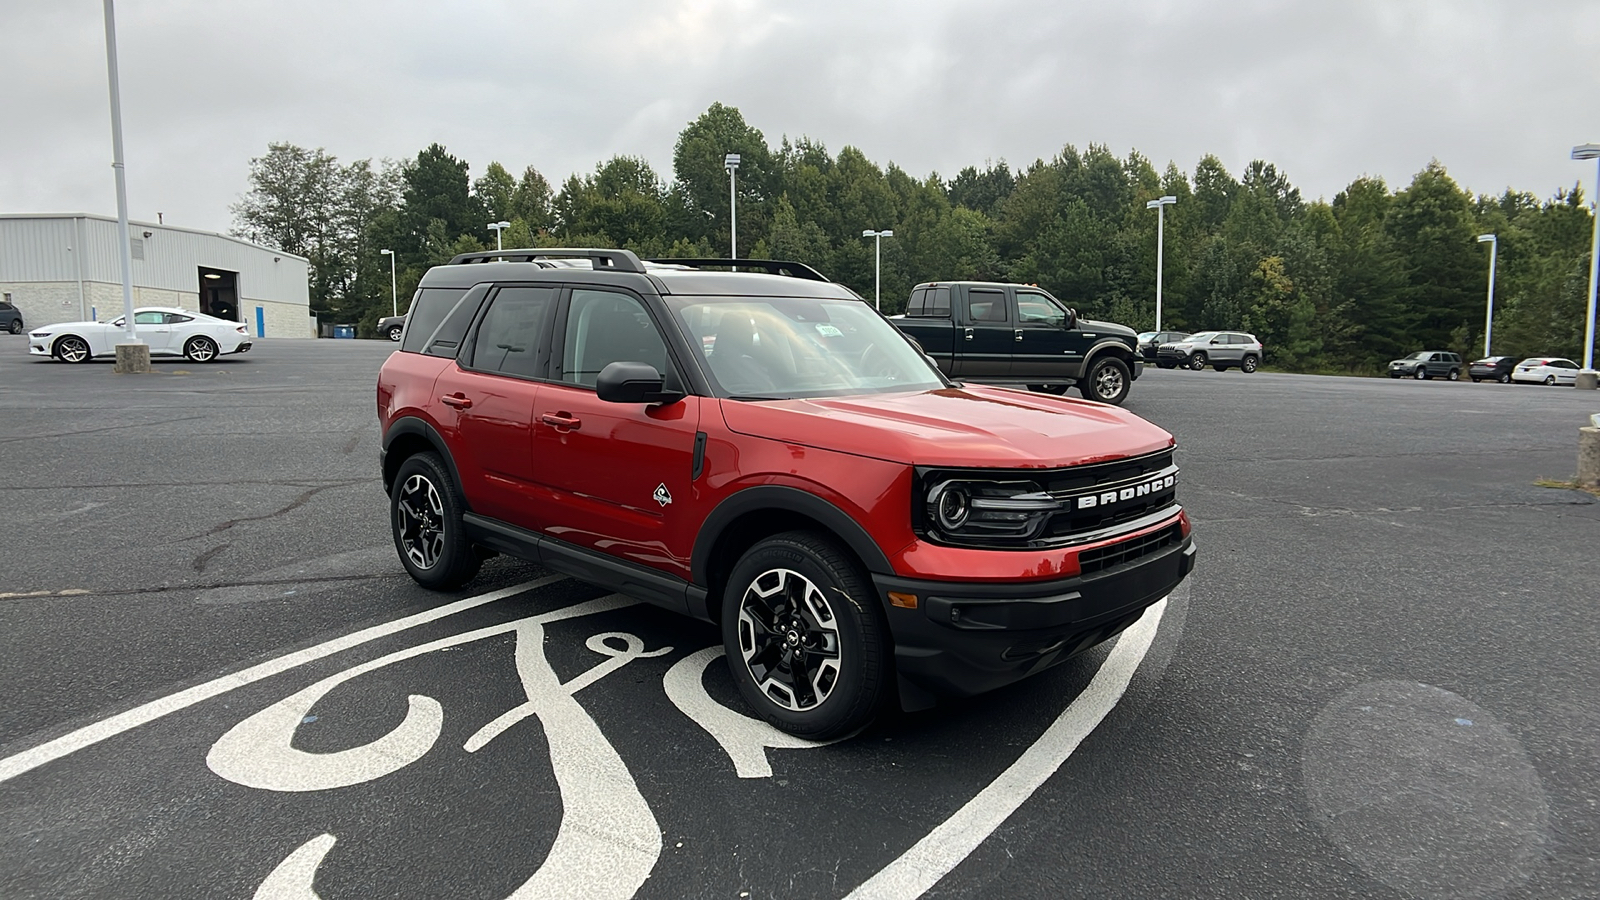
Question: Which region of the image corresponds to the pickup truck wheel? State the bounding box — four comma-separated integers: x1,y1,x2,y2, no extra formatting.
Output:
1188,351,1208,371
391,452,480,591
1027,384,1069,395
1241,355,1259,373
722,531,888,740
386,324,403,342
1080,357,1132,404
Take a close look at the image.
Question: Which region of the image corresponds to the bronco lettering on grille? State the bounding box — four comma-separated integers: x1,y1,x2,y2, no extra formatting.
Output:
1074,472,1176,510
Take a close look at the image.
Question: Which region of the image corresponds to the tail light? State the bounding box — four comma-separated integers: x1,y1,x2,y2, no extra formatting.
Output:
236,325,248,334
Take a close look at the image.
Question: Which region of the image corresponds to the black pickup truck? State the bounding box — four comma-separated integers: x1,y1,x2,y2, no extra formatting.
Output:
891,281,1143,405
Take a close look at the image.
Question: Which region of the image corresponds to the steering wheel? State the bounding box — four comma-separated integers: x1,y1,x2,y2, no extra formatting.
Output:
858,343,899,380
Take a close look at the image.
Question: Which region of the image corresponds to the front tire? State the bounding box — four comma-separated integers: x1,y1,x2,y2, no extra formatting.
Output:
1189,351,1208,371
722,532,889,740
386,325,403,342
1081,357,1132,404
54,335,91,363
1414,367,1427,380
184,336,218,362
391,452,480,590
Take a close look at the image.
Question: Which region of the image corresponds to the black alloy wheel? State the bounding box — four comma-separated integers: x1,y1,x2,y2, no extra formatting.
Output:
54,335,91,363
1081,356,1132,404
722,531,888,740
387,325,403,342
1189,351,1208,371
1241,355,1259,373
184,336,218,362
390,452,480,590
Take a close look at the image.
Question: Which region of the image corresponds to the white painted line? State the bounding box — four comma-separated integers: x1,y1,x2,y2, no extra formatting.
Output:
845,598,1167,900
662,646,838,778
0,576,566,785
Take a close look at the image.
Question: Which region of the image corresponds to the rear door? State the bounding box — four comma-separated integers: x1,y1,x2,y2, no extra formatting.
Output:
905,285,954,372
530,286,702,584
430,285,557,530
954,286,1013,378
1012,289,1076,381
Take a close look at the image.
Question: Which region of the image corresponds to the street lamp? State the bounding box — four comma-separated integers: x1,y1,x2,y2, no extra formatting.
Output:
1145,195,1177,332
725,153,741,260
1476,234,1497,358
102,0,142,360
1574,143,1600,376
380,249,397,316
487,220,510,252
862,229,895,310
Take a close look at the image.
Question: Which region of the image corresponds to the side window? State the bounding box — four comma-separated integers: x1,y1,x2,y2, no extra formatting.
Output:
558,289,670,388
400,288,468,353
165,313,194,324
967,289,1008,323
133,311,165,325
470,287,555,378
1016,292,1066,327
929,286,951,318
907,288,927,316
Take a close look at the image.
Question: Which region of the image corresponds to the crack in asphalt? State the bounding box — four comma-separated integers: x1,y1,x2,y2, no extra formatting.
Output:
197,482,362,539
0,478,376,492
0,415,212,445
191,543,232,574
0,572,399,601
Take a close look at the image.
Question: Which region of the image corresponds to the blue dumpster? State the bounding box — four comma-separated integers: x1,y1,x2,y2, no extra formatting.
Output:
333,324,356,339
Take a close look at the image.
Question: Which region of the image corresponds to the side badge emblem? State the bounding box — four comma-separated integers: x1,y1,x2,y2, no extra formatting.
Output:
653,484,672,507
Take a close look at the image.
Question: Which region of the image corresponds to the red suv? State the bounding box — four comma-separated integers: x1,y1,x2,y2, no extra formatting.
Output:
377,249,1194,739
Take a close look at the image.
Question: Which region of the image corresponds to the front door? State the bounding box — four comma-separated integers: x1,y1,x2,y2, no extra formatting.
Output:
531,287,701,582
1012,289,1078,381
431,285,556,530
953,287,1013,378
132,310,172,351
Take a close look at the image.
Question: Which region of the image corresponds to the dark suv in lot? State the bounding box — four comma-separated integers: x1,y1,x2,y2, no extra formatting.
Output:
377,249,1194,738
1388,351,1462,380
0,298,24,335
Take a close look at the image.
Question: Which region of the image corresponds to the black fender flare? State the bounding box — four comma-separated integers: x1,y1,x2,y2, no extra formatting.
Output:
1079,340,1137,377
381,416,466,501
690,485,895,587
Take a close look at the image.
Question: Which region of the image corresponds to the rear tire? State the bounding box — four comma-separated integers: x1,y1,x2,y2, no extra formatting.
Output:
184,336,218,362
390,452,480,590
1448,368,1460,381
1545,375,1556,386
1240,355,1258,373
1026,384,1070,396
722,531,889,740
386,325,403,342
7,320,21,335
1498,373,1510,384
1080,357,1132,404
1471,376,1481,383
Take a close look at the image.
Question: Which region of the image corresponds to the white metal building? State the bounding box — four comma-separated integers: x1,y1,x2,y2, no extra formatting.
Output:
0,213,314,338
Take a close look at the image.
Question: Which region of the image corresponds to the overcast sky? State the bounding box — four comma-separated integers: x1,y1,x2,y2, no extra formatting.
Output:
3,0,1598,236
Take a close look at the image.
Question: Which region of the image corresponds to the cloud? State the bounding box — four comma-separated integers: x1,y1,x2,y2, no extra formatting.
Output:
3,0,1597,234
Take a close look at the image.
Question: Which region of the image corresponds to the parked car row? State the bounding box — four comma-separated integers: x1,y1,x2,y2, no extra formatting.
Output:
1390,352,1586,386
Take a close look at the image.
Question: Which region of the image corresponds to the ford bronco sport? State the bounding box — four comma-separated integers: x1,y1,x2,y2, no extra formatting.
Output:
377,249,1195,739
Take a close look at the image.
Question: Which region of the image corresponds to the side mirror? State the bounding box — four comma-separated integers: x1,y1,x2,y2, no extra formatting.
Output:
1064,309,1077,330
596,361,683,405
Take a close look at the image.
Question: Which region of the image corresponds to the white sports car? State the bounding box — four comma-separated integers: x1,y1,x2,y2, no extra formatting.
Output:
1510,357,1581,386
29,307,253,363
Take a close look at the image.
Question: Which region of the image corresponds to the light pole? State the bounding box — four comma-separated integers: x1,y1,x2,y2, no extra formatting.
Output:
380,249,397,316
101,0,143,366
862,229,894,310
1476,234,1497,358
1146,195,1177,332
487,220,510,252
1574,143,1600,376
725,153,741,260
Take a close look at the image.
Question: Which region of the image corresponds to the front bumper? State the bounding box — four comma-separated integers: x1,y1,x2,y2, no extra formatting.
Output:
873,533,1195,704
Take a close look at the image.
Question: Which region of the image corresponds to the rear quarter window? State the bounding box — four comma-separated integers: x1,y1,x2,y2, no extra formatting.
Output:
399,288,470,355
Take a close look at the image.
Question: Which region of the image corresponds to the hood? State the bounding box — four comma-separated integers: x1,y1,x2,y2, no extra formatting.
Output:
718,386,1174,468
1079,319,1136,340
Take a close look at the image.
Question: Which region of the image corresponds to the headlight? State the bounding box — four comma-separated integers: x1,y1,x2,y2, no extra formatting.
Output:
925,479,1059,543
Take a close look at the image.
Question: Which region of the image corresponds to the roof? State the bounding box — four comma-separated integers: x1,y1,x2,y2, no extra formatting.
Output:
0,213,310,263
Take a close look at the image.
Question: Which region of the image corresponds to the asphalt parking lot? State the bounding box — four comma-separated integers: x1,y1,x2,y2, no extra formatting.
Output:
1,333,1596,899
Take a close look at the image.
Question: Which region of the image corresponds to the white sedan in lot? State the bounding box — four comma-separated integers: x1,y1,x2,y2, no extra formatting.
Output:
29,308,253,363
1510,357,1581,386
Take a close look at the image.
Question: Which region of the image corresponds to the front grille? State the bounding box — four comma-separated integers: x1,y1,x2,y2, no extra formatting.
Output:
1040,449,1176,541
1078,523,1183,574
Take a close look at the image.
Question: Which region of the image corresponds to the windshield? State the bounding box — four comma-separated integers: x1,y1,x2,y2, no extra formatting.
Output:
667,296,947,399
1404,352,1428,360
1185,332,1216,343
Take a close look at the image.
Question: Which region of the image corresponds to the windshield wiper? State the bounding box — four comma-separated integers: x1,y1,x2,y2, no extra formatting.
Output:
726,394,783,401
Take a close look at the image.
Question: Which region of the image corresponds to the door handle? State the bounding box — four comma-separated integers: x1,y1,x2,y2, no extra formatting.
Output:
439,393,472,409
1015,329,1024,342
964,328,974,341
541,412,581,430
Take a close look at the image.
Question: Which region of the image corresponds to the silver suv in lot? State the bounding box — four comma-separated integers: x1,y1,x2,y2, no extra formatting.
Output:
1157,331,1263,372
1387,351,1462,380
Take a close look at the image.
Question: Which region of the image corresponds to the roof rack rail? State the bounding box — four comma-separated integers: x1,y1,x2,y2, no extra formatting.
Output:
447,248,646,273
644,258,830,282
